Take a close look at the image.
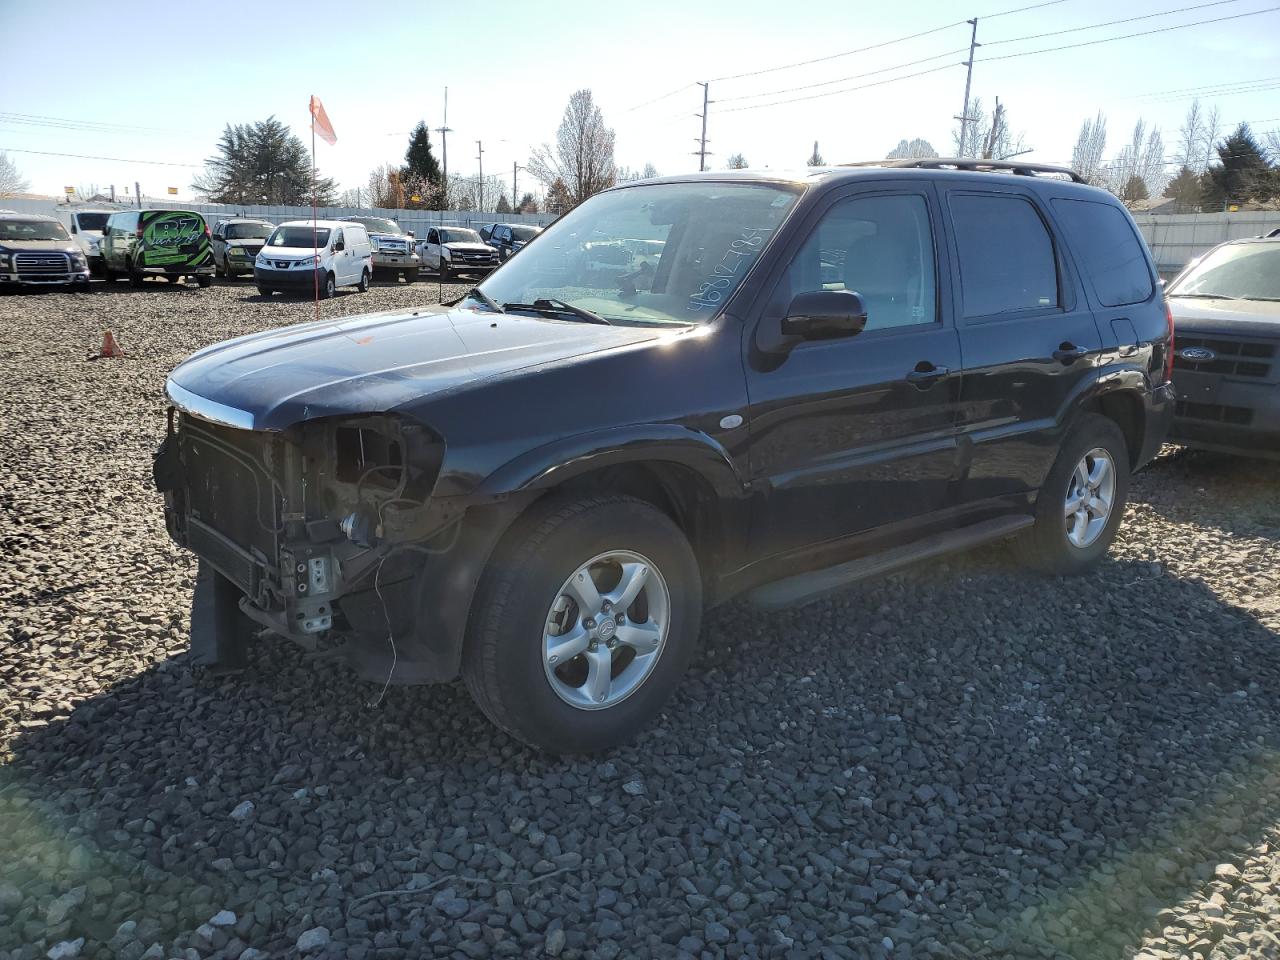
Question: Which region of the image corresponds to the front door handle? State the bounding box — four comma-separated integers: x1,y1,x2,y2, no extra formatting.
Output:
906,361,949,388
1053,343,1090,364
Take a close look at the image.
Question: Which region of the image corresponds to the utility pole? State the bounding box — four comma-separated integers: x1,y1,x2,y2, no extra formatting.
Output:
476,140,485,212
513,161,523,211
954,18,979,158
695,82,710,172
135,181,141,209
435,87,453,210
109,184,116,203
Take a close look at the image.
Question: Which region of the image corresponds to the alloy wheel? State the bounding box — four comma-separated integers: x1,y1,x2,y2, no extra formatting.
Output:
1064,447,1115,548
542,550,670,710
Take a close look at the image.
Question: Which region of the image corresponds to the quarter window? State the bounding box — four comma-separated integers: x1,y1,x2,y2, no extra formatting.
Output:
950,193,1059,318
1051,198,1153,307
777,194,937,331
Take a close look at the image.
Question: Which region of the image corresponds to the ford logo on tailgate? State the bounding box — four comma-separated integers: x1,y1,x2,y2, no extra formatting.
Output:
1177,346,1216,362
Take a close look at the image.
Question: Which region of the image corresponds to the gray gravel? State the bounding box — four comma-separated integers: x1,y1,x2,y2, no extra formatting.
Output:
2,278,1280,960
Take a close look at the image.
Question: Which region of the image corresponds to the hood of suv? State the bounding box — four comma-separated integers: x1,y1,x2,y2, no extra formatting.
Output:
167,303,664,431
444,242,493,254
1169,296,1280,338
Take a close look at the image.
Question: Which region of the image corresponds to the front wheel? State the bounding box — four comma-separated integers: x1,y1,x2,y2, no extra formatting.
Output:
402,269,417,284
323,273,336,298
1012,413,1130,576
463,496,702,753
357,269,370,293
196,274,212,288
128,262,145,289
257,286,274,297
439,262,450,281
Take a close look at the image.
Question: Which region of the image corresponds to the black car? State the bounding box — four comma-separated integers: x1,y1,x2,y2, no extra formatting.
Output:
155,159,1174,752
486,222,542,260
1166,232,1280,459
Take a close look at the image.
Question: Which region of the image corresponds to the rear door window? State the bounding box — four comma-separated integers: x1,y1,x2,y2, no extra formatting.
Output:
1051,198,1153,307
949,193,1060,318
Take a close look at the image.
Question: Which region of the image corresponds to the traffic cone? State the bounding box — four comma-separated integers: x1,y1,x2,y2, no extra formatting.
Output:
99,330,124,358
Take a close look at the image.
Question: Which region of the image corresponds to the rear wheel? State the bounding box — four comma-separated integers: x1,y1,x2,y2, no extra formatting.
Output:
402,269,417,284
128,261,145,289
463,495,702,753
196,274,212,288
1012,413,1130,575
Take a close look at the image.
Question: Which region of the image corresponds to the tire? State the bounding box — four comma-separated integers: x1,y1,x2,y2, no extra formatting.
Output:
1012,412,1130,576
214,256,225,278
257,286,274,297
357,269,370,293
462,495,702,754
167,275,183,284
128,261,145,289
324,273,336,298
439,262,450,281
402,269,417,284
196,274,212,288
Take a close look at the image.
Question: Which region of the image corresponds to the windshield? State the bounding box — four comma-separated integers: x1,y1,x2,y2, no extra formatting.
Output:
441,228,482,243
1168,243,1280,301
0,219,71,242
227,222,273,240
351,217,402,236
267,226,331,248
75,213,111,232
510,225,539,241
476,181,800,325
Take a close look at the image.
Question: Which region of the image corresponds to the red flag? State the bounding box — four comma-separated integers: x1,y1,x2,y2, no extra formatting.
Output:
310,95,337,146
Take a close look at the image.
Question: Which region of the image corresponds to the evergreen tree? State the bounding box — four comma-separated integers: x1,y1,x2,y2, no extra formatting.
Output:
1202,124,1277,209
1121,175,1149,203
806,141,824,166
516,192,538,214
402,122,441,184
193,117,336,205
1163,165,1202,208
495,193,512,214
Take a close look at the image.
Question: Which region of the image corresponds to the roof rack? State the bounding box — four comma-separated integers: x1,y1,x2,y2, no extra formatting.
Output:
841,157,1085,184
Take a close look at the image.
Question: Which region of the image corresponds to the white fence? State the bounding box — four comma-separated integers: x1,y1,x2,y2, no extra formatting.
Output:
3,197,555,236
1130,211,1279,278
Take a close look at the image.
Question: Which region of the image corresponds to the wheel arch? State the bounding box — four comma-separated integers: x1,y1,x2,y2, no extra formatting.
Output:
1081,384,1145,470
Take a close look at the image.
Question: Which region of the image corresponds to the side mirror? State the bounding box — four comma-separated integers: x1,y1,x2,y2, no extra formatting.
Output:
406,230,415,238
70,223,78,233
333,241,345,252
781,290,868,340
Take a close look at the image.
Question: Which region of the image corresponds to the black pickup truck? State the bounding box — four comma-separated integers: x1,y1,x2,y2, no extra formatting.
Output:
156,159,1173,752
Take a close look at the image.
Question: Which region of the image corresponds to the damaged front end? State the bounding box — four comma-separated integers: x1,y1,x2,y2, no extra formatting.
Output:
154,407,459,665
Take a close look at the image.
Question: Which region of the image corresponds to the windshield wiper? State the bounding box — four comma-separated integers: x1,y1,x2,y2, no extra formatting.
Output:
502,298,612,325
465,288,505,313
1171,293,1243,301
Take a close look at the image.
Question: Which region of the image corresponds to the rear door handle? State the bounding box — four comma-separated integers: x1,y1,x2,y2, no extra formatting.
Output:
1052,343,1090,364
906,361,949,388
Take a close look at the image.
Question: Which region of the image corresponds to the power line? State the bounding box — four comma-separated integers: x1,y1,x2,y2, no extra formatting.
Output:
1124,74,1280,99
0,146,200,168
714,46,970,102
717,61,961,114
975,6,1280,62
1139,81,1280,104
625,83,697,112
0,111,186,134
708,0,1067,83
982,0,1248,45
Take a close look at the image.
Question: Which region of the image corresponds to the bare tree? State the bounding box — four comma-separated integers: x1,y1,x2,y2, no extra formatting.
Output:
954,98,1026,160
367,164,404,208
527,89,616,208
0,151,30,197
1200,104,1222,172
885,138,938,159
1104,119,1168,203
616,163,660,182
806,141,824,166
726,153,749,169
337,188,362,207
1071,111,1108,184
1264,128,1280,163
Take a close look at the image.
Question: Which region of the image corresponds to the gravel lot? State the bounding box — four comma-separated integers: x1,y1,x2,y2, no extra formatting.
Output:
1,279,1279,960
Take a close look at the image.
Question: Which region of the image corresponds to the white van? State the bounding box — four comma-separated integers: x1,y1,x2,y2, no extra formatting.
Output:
67,209,115,276
253,219,373,297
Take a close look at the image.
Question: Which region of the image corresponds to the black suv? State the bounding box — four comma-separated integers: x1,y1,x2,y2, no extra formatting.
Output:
486,222,542,260
1167,231,1280,459
156,159,1174,752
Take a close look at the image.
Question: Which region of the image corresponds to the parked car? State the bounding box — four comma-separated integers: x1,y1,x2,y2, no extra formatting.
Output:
337,216,419,282
417,226,499,279
66,209,114,276
476,222,496,242
0,213,90,290
102,209,214,287
156,159,1173,752
212,218,275,278
486,222,542,261
1166,232,1280,459
253,219,372,298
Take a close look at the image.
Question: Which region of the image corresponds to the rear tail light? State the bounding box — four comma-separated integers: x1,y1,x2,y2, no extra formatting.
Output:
1164,300,1175,384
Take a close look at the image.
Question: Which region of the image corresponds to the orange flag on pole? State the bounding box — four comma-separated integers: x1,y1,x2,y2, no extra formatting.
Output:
310,95,337,146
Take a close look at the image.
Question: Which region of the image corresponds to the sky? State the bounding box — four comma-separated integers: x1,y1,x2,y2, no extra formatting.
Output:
3,0,1278,203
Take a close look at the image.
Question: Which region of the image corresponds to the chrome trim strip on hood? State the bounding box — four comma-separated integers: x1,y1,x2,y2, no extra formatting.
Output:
166,378,260,431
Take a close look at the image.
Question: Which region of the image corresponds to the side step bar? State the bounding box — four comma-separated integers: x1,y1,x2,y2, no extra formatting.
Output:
747,514,1034,610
